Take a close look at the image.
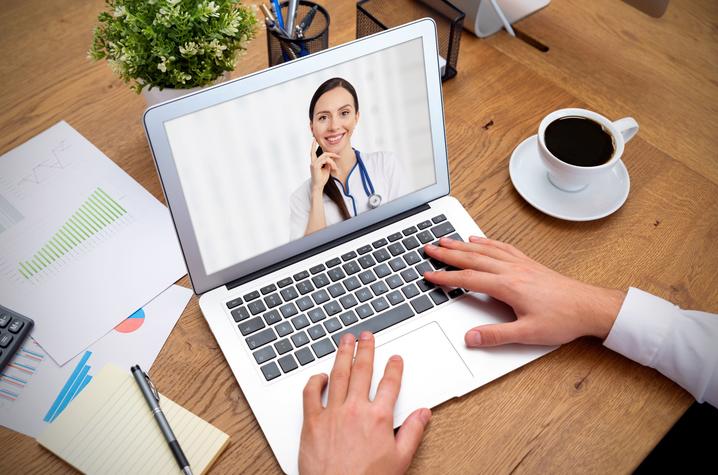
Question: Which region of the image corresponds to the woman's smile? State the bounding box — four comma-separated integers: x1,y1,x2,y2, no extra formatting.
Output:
324,132,346,146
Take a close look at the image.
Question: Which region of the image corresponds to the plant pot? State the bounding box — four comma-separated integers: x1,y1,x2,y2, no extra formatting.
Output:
140,72,231,107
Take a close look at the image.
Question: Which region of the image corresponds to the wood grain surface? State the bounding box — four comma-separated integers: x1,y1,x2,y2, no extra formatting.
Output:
1,0,716,473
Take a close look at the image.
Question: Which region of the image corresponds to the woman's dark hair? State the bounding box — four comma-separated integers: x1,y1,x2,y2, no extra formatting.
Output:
309,78,359,221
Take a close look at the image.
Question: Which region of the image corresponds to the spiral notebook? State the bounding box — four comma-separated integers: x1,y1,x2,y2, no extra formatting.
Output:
37,364,229,474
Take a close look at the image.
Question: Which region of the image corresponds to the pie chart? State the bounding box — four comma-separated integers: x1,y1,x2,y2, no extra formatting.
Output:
114,308,145,333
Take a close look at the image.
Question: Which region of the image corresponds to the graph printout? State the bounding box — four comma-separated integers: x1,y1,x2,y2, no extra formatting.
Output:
0,285,191,438
0,121,187,364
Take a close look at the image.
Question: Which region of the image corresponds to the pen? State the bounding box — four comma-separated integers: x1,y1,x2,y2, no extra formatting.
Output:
271,0,285,32
285,0,299,38
296,4,318,36
131,365,193,475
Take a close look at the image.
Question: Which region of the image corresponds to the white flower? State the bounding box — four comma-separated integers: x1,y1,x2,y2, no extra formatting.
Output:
167,0,181,6
207,1,219,15
179,41,200,56
157,56,169,72
113,5,127,17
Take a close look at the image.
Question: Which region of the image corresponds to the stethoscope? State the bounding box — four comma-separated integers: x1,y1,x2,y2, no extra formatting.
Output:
354,149,382,210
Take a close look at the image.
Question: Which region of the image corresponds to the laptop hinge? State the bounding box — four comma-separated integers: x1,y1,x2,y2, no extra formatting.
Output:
226,203,430,290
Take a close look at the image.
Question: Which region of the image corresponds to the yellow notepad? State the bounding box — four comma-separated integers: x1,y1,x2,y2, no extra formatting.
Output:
37,364,229,474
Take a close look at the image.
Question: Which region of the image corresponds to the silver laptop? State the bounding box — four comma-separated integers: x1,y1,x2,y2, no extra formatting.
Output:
143,19,554,474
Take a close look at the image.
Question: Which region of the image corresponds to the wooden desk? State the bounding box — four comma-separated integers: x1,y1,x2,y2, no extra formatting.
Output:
1,0,716,473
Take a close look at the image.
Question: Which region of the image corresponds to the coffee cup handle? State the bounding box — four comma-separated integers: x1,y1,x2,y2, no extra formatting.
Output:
612,117,639,143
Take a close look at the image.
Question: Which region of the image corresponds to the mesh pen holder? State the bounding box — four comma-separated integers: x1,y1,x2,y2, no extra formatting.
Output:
266,1,330,67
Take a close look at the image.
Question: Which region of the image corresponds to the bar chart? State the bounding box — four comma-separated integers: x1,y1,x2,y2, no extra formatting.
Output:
43,351,93,423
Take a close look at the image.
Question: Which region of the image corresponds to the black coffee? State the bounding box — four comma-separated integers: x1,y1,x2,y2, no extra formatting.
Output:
544,116,614,167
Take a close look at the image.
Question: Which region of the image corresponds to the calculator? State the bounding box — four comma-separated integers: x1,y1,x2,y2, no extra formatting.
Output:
0,305,34,372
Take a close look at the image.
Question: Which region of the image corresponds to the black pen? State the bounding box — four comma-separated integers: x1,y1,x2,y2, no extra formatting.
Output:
131,365,193,475
295,5,318,39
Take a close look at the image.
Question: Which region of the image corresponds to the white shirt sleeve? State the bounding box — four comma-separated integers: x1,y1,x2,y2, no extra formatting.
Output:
603,287,718,406
289,183,311,241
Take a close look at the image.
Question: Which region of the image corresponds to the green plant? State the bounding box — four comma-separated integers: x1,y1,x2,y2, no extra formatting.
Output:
89,0,257,92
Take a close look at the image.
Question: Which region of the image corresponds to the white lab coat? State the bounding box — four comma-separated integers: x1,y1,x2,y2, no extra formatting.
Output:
289,151,407,240
604,287,718,406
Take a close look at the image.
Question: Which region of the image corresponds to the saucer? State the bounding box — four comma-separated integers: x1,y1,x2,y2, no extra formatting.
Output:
509,135,630,221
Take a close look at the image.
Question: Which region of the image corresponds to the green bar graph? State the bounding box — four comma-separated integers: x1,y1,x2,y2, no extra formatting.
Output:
18,187,127,279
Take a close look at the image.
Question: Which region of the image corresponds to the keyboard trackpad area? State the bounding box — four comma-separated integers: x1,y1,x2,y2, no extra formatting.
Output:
369,322,473,428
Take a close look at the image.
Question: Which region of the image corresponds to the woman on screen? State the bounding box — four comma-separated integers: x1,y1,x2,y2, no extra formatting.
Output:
289,77,407,239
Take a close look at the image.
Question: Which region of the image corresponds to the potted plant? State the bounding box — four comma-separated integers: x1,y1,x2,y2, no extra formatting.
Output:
89,0,257,105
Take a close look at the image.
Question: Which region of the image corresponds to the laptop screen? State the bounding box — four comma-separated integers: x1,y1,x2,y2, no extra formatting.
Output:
163,38,436,276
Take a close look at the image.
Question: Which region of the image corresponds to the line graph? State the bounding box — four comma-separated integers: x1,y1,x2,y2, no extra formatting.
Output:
17,140,72,187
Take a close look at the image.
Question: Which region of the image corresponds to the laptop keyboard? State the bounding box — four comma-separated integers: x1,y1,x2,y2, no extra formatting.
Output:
225,214,465,382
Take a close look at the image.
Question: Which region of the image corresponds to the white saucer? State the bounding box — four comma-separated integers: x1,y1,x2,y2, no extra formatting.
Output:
509,135,630,221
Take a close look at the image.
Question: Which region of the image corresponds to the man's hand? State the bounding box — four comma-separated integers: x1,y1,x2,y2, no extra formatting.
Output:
299,332,431,475
424,236,626,347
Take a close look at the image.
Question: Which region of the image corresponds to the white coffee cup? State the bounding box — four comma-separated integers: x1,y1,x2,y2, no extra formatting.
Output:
537,108,638,192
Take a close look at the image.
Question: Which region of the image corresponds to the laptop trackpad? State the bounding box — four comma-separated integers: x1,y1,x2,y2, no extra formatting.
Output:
369,322,473,428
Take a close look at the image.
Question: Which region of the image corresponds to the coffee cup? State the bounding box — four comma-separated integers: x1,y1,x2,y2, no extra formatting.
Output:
537,108,638,192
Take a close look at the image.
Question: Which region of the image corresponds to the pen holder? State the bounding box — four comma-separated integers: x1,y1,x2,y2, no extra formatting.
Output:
356,0,464,81
266,1,330,67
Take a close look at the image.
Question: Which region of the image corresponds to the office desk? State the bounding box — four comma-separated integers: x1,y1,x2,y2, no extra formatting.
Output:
1,0,716,473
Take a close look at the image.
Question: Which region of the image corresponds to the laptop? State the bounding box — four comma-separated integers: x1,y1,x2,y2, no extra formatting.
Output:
143,19,554,474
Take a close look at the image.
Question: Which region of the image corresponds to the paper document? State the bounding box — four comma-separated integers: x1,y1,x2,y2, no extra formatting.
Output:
0,121,186,364
37,363,229,475
0,284,192,437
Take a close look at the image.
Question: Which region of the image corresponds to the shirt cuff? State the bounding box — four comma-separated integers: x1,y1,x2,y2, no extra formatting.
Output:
603,287,677,367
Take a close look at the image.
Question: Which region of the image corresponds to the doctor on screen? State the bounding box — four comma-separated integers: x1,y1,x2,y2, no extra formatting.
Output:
289,77,407,240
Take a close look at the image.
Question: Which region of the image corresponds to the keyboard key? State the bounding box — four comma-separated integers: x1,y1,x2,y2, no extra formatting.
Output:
323,301,342,316
264,293,283,308
372,238,388,248
0,334,13,348
324,317,343,333
343,276,361,291
400,268,419,282
246,327,276,349
417,220,432,229
278,354,299,373
308,324,327,340
310,264,326,275
429,289,449,305
374,263,391,278
231,306,250,322
372,248,391,262
277,277,293,288
358,255,376,269
276,322,293,337
311,289,330,305
431,222,455,239
430,258,446,269
410,295,433,314
341,251,357,261
325,257,341,268
312,338,336,358
401,284,420,299
357,244,372,255
342,261,361,275
291,331,310,347
404,251,422,266
415,262,433,276
296,296,314,311
332,303,414,345
402,226,418,236
279,302,298,319
417,230,433,244
280,286,299,301
370,281,389,296
328,267,346,282
297,280,315,295
359,270,376,285
295,347,315,365
253,346,276,364
244,290,260,302
311,273,330,288
261,284,277,295
417,279,435,292
446,233,462,241
386,290,405,305
308,308,326,323
388,257,406,272
355,287,373,302
226,297,242,309
388,243,404,256
263,309,282,325
294,270,310,281
386,274,404,289
328,283,346,298
417,247,427,259
249,299,272,319
356,304,374,319
402,236,420,250
388,232,402,242
239,316,265,336
339,311,358,326
432,214,447,224
275,338,293,355
371,297,390,312
448,288,465,298
291,314,310,330
261,362,281,381
339,294,358,309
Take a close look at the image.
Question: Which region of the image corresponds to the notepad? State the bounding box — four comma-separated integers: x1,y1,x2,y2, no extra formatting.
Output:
37,364,230,474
